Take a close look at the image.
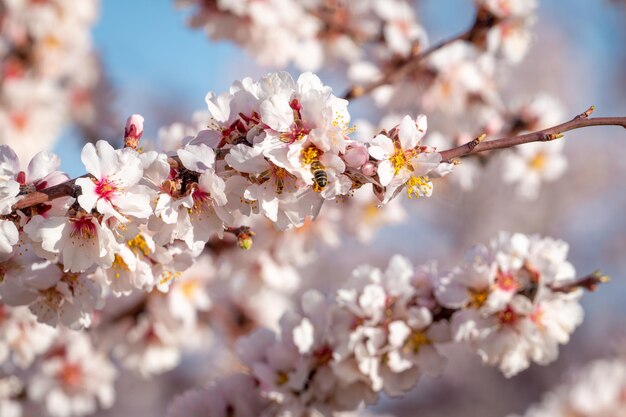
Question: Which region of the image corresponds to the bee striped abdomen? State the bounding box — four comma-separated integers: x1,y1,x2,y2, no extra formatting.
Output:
310,160,328,189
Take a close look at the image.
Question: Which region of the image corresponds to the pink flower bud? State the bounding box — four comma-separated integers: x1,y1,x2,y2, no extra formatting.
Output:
124,114,144,149
361,162,376,176
344,144,368,168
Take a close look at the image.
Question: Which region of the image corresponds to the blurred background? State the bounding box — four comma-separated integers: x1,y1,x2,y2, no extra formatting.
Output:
11,0,626,415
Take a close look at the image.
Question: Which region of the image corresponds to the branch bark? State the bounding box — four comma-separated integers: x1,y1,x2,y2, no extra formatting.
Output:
439,113,626,163
342,9,498,101
9,111,626,212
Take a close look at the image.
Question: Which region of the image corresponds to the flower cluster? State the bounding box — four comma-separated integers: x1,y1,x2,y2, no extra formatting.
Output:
0,0,104,162
0,71,446,332
176,0,426,71
511,356,626,417
166,232,599,417
424,93,568,199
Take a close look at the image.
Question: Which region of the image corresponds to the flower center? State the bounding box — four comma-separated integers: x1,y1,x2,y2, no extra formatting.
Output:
127,234,151,256
404,330,431,354
94,177,118,201
498,306,518,325
180,279,200,299
59,362,83,388
468,287,489,308
528,152,546,171
496,270,519,292
112,255,129,279
301,146,320,166
191,188,211,213
390,147,409,174
69,218,96,240
405,175,432,199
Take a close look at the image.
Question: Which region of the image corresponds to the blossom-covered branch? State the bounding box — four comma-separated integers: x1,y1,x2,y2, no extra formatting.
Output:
166,232,606,417
342,4,501,100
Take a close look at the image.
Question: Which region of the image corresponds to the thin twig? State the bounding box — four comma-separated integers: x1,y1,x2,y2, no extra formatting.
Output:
550,271,610,293
342,8,498,101
439,114,626,163
342,31,470,100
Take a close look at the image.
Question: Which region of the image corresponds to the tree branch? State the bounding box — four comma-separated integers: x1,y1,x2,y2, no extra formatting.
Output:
342,9,498,101
439,111,626,163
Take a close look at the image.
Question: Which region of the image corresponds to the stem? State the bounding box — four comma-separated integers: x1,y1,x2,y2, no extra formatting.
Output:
439,113,626,163
341,7,499,101
342,31,470,100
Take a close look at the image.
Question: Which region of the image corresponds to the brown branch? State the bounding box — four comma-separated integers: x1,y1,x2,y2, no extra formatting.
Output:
550,271,610,293
13,178,81,210
10,110,626,212
342,31,470,100
439,111,626,163
342,9,498,101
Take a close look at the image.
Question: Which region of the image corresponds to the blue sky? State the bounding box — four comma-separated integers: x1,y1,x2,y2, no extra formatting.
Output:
53,0,625,176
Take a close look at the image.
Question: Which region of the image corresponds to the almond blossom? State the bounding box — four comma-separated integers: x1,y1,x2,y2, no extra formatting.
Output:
511,356,626,417
75,140,152,222
368,115,441,202
27,332,117,417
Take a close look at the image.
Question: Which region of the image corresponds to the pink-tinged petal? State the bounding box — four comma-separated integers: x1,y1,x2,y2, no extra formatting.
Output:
417,345,447,376
411,152,441,176
111,187,152,219
96,199,125,222
225,144,267,174
113,148,143,186
80,143,101,178
205,91,231,123
28,216,66,254
369,135,394,159
388,320,411,348
398,115,420,149
260,95,294,132
0,145,20,177
260,193,279,222
0,219,18,256
415,114,428,139
178,144,216,173
320,153,345,174
343,144,368,168
377,159,394,186
26,151,61,183
198,172,227,206
0,277,38,306
75,178,99,212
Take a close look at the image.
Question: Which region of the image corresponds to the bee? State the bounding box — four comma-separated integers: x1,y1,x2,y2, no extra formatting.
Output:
310,159,328,192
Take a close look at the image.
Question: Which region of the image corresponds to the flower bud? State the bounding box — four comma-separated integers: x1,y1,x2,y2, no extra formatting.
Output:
124,114,145,149
361,162,376,176
344,144,368,168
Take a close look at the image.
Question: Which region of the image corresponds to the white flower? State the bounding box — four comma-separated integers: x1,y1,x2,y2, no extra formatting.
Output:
513,357,626,417
166,374,267,417
0,305,57,368
368,115,440,202
0,376,22,417
113,297,188,377
25,214,117,273
75,140,152,222
502,140,567,200
443,233,585,377
28,332,117,417
167,255,213,327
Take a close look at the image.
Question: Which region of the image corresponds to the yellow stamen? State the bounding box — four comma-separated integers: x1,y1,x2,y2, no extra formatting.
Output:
301,146,320,166
127,234,151,256
404,330,431,354
528,152,546,171
468,288,489,308
405,176,432,199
